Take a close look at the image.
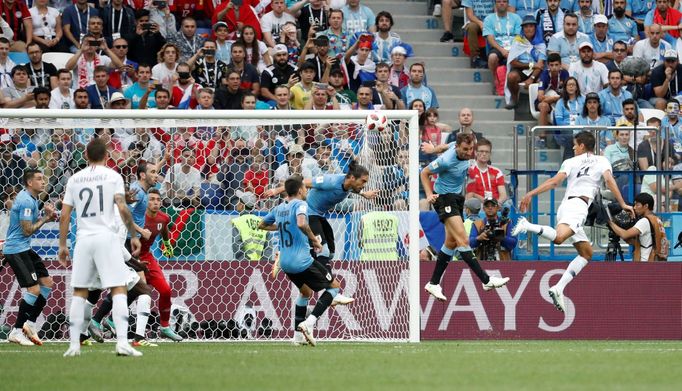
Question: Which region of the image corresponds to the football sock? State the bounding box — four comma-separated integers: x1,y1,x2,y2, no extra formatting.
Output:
14,292,37,328
294,296,309,329
457,246,490,284
429,245,455,285
555,256,588,293
86,289,102,305
92,294,113,323
311,289,336,318
153,279,172,327
29,292,47,322
68,296,86,350
135,294,151,340
112,293,129,346
81,300,95,335
526,222,557,241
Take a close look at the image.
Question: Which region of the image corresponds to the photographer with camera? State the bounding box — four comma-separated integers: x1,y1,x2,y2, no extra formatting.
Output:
128,10,166,68
607,193,669,262
149,0,176,39
469,197,516,261
188,40,229,90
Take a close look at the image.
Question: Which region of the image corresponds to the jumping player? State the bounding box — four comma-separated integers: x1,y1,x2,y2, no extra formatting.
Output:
59,138,142,357
260,175,342,347
422,133,510,301
4,169,57,346
512,131,634,312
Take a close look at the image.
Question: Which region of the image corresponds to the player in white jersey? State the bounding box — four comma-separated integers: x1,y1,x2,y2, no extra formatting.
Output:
512,132,634,312
58,138,143,357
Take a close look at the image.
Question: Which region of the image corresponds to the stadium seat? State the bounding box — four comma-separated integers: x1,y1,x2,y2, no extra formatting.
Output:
42,52,73,70
639,108,665,123
529,83,540,120
8,51,29,65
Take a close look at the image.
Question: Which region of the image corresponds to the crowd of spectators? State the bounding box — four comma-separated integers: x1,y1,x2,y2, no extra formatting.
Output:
0,0,451,212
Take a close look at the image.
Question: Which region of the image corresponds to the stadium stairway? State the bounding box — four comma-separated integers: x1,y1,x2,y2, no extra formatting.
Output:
364,0,544,172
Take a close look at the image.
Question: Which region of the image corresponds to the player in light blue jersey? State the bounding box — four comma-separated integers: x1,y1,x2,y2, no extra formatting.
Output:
3,169,57,346
126,161,157,260
260,175,343,346
421,133,510,301
266,160,378,306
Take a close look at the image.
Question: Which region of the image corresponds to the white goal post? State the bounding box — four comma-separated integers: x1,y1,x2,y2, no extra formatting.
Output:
0,109,421,343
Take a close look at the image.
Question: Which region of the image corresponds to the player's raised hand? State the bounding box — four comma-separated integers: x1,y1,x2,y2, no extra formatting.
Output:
519,194,532,213
44,203,57,220
361,190,379,199
130,237,142,257
58,246,70,267
420,141,435,154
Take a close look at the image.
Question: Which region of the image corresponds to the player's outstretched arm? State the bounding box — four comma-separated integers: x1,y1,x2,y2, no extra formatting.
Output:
420,142,449,155
58,203,73,267
21,203,56,236
115,194,141,256
519,173,567,212
258,221,278,231
603,170,635,216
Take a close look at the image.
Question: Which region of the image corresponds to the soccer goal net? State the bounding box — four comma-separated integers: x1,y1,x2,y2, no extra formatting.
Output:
0,109,420,343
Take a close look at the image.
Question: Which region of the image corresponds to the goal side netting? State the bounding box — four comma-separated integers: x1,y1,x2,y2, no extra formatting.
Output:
0,109,420,342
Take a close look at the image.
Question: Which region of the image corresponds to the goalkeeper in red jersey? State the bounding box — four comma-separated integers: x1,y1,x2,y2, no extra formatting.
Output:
140,188,183,342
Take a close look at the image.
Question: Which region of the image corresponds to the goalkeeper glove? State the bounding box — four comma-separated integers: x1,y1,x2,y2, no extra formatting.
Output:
162,239,174,257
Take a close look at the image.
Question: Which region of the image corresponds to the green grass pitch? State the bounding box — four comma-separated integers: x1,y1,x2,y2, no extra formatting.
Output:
1,341,681,390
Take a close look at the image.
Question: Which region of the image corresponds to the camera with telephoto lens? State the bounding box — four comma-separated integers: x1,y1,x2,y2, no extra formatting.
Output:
479,207,510,261
606,202,636,262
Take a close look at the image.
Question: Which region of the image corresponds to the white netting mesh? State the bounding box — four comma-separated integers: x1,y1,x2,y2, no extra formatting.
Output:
0,110,417,342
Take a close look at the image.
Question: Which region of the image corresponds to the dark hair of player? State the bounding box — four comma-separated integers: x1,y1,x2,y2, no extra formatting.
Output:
573,131,595,152
86,137,108,162
137,161,149,179
23,168,41,186
456,132,475,146
285,175,304,197
346,160,369,179
148,187,161,197
634,193,654,210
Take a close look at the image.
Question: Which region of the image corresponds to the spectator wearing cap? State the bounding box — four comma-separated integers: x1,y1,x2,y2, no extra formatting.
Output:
590,14,614,63
260,0,296,48
86,65,119,109
108,91,130,109
342,0,376,35
261,44,299,102
469,196,517,261
569,41,609,95
644,0,681,47
321,9,350,57
1,65,35,108
227,42,261,96
149,0,176,38
188,40,229,90
536,0,565,45
401,63,438,109
633,23,671,70
650,49,682,110
344,34,376,92
576,0,595,35
576,92,614,148
299,34,337,83
128,10,166,67
466,138,507,204
212,0,263,42
215,70,246,110
213,22,233,63
289,61,316,110
49,69,75,109
168,17,207,63
509,0,543,19
505,14,546,110
372,62,404,110
547,13,590,70
329,67,356,109
598,69,634,125
608,0,639,48
483,0,522,93
291,0,328,40
389,46,410,90
372,11,400,64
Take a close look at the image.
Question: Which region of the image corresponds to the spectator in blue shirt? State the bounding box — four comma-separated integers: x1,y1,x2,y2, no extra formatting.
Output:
591,14,615,63
536,0,565,44
62,0,100,53
598,69,634,125
576,0,596,35
547,13,589,70
626,0,653,37
401,63,439,109
483,0,522,93
608,0,639,46
86,65,119,109
505,15,546,109
509,0,543,19
461,0,495,68
537,52,570,125
576,92,614,149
